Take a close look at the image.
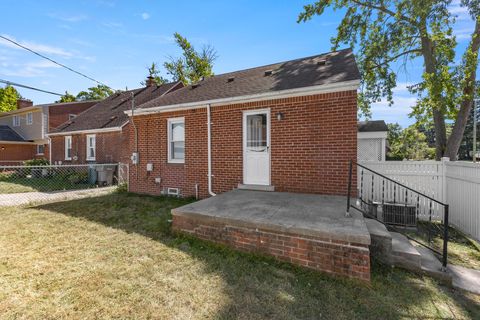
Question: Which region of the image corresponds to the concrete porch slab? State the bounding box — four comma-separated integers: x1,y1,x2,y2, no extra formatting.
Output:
172,189,370,245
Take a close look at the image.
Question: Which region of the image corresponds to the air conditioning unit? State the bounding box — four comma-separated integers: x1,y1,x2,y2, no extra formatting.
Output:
382,203,417,227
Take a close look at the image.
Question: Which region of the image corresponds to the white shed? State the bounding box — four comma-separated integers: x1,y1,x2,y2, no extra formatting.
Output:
357,120,388,162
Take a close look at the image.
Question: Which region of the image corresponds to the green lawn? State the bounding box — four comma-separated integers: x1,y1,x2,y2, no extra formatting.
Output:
0,193,479,319
0,173,96,194
406,221,480,270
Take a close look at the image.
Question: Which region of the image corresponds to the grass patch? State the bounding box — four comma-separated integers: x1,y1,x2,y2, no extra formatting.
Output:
0,173,95,194
405,221,480,270
0,193,479,319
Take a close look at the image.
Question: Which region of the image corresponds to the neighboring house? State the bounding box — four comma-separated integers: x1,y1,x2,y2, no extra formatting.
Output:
357,120,388,162
126,48,360,199
48,80,183,164
0,99,96,164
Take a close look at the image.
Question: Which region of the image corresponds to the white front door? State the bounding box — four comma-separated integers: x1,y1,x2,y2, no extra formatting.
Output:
243,109,270,185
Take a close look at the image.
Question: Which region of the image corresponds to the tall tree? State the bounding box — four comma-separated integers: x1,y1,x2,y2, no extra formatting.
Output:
0,85,21,112
140,62,168,86
298,0,480,160
164,32,217,85
56,91,76,103
76,85,114,101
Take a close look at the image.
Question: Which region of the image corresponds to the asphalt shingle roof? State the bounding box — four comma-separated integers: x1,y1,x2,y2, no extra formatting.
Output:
138,48,360,110
0,125,27,142
358,120,388,132
53,82,182,133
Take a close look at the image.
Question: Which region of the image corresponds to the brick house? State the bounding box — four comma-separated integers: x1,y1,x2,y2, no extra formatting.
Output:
0,99,96,165
126,48,360,199
47,81,183,164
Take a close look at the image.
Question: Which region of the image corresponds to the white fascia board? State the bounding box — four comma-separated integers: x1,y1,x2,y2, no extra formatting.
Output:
46,126,123,137
0,140,36,145
358,131,388,139
125,79,360,116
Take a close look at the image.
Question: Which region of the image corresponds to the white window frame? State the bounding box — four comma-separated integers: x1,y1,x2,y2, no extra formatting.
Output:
167,117,185,164
86,134,96,161
26,112,33,125
65,136,72,160
36,144,45,155
12,115,20,127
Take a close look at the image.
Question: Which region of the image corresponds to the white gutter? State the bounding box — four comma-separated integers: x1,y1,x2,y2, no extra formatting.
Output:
46,126,123,137
207,103,216,196
124,79,360,116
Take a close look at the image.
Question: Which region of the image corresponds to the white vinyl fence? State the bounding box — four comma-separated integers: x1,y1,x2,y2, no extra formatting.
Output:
359,159,480,241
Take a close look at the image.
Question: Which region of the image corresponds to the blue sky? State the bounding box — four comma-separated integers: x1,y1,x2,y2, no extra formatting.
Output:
0,0,476,127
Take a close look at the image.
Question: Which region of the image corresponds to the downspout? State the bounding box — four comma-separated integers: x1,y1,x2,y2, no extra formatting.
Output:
48,137,52,164
130,92,139,183
207,103,216,196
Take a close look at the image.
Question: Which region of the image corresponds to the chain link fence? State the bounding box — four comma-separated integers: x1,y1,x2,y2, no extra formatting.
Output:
0,163,128,206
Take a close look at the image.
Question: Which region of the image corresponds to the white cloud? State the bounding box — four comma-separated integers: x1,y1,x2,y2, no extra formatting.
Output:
449,0,471,20
454,27,474,40
141,12,150,20
369,93,418,127
0,59,61,77
0,34,73,57
102,21,123,29
48,13,88,23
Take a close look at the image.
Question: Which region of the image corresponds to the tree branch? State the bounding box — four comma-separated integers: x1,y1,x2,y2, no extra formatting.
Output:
350,0,417,25
367,48,422,70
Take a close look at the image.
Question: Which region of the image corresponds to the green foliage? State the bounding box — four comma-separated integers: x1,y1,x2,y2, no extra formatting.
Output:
23,158,49,166
141,62,169,86
56,91,77,103
76,85,114,101
298,0,480,159
164,32,217,85
387,123,435,160
0,85,21,112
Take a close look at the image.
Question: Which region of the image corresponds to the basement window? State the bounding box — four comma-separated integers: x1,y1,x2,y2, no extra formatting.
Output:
167,117,185,163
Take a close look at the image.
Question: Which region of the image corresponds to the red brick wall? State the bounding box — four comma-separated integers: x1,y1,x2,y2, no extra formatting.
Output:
173,214,370,281
129,91,357,198
48,101,97,132
0,143,36,165
49,124,131,164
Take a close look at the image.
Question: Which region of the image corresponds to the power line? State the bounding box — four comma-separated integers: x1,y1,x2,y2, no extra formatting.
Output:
0,35,112,89
0,79,63,96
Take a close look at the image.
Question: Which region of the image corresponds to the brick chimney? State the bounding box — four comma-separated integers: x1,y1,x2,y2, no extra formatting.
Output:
145,76,156,87
17,99,33,109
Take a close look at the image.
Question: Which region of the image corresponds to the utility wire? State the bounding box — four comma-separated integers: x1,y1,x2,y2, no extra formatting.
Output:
0,35,112,89
0,79,63,96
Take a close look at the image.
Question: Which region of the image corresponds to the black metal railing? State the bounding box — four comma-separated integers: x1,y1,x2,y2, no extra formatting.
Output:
346,160,450,270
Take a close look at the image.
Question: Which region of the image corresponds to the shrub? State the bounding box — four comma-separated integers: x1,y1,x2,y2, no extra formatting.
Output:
24,158,49,166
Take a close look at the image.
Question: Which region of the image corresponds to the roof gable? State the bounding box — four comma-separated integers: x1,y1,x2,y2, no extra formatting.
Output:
51,82,182,134
0,125,27,142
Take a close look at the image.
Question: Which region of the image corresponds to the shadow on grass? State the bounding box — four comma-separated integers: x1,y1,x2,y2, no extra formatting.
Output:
34,192,480,319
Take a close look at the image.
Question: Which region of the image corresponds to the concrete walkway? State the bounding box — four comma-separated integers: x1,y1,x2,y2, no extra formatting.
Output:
0,187,116,206
448,265,480,295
